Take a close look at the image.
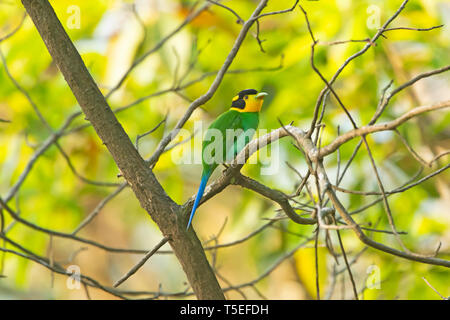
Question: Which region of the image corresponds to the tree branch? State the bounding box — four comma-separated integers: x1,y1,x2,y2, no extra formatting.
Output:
319,100,450,158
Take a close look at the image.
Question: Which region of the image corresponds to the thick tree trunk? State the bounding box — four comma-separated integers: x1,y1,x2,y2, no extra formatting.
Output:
21,0,224,300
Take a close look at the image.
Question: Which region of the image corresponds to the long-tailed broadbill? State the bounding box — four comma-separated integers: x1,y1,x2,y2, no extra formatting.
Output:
187,89,268,230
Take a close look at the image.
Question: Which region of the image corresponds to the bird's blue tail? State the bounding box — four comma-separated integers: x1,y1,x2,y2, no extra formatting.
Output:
186,171,210,230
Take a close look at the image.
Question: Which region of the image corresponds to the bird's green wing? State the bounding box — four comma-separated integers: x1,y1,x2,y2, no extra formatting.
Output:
201,110,243,173
202,110,259,173
227,112,259,162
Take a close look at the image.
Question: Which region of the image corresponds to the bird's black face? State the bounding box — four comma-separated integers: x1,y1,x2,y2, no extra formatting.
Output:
230,89,268,112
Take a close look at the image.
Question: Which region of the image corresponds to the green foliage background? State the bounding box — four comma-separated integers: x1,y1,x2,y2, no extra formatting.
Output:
0,0,449,299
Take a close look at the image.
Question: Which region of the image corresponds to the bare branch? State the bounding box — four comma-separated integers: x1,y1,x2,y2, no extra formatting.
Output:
422,277,448,300
305,0,411,138
382,25,443,33
207,0,244,24
114,237,170,288
234,174,316,225
0,12,26,42
105,2,210,98
72,183,128,235
319,100,450,158
254,0,299,19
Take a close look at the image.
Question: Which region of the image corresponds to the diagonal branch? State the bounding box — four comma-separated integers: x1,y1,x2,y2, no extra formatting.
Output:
319,100,450,158
233,173,316,225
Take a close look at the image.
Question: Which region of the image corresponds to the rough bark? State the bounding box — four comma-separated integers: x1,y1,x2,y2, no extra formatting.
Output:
21,0,224,300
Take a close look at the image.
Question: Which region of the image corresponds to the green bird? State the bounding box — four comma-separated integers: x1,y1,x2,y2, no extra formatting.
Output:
187,89,268,230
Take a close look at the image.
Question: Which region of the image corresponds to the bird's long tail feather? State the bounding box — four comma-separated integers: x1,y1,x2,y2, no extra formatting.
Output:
186,171,210,230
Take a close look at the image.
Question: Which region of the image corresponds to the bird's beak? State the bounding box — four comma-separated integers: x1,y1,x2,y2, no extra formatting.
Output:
255,92,268,100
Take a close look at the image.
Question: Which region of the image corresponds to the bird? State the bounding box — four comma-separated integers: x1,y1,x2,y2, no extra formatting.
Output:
186,89,268,230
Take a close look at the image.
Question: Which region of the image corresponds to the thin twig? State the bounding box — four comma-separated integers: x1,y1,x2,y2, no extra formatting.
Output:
114,237,170,288
421,277,447,300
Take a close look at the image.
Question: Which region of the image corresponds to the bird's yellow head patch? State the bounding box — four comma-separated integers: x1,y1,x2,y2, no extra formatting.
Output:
230,89,268,113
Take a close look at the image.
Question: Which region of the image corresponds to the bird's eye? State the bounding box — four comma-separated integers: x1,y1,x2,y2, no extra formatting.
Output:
244,96,248,100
